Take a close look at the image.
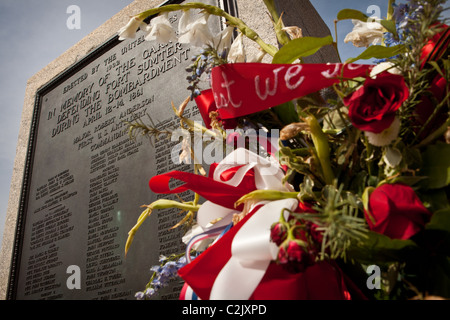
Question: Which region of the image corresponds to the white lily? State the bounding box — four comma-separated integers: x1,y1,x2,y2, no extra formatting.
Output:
227,32,246,63
213,26,235,53
344,19,384,48
144,13,177,43
178,9,195,35
118,16,146,40
179,137,192,164
178,13,214,47
282,26,303,40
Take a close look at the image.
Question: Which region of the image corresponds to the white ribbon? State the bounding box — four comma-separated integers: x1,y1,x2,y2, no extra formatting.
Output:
213,148,288,191
188,148,297,299
196,148,291,231
210,198,298,300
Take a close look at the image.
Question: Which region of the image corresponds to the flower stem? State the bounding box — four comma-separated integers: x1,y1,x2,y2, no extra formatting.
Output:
305,115,335,185
136,3,278,56
125,199,200,255
262,0,291,46
235,190,299,207
387,0,395,21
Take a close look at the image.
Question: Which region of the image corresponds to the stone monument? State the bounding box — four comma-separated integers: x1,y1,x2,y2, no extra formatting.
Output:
0,0,338,300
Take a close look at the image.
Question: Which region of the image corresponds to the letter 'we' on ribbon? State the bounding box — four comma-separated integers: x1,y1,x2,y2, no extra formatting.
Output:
210,62,373,120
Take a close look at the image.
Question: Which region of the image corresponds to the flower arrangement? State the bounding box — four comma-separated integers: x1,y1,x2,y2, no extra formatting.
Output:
119,0,449,300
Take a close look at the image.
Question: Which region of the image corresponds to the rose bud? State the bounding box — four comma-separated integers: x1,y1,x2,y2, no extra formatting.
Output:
307,222,324,244
277,240,314,273
277,244,289,264
270,222,288,246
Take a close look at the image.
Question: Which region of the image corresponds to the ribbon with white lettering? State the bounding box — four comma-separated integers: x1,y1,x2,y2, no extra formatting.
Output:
209,62,373,119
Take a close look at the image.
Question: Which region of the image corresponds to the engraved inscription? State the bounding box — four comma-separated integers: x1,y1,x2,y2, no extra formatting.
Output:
13,1,222,300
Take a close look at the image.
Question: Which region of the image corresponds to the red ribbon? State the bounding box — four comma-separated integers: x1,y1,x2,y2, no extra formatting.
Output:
206,63,373,120
195,89,216,129
149,164,256,210
420,23,449,69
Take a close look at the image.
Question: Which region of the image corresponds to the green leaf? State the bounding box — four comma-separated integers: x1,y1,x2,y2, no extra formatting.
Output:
348,231,422,264
422,208,450,256
337,9,397,36
426,207,450,233
425,256,450,298
272,101,299,124
420,189,450,213
362,186,374,213
272,35,334,64
337,9,368,22
346,44,406,63
380,19,397,35
419,143,450,189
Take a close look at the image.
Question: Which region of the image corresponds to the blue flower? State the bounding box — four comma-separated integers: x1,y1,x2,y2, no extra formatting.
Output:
151,277,164,290
135,291,145,300
144,288,156,299
393,3,410,27
150,265,161,273
136,253,198,299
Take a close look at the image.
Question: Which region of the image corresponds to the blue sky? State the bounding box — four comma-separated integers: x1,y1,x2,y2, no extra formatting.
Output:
0,0,392,243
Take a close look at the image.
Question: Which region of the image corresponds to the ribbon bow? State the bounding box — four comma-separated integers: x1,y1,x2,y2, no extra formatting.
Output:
150,148,354,299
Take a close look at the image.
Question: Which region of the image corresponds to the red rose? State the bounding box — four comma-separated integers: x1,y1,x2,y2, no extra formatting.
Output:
364,183,432,240
344,72,409,133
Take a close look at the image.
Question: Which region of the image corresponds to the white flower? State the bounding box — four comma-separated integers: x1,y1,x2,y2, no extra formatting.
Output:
282,26,303,39
370,62,402,78
227,32,246,63
383,146,402,168
144,13,177,43
179,137,191,164
213,26,235,53
118,16,146,40
365,116,401,147
178,9,195,35
344,19,384,47
178,12,214,47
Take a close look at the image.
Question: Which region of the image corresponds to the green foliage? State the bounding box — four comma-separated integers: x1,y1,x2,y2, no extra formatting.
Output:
347,231,422,264
295,184,368,261
272,101,300,124
336,8,398,36
345,44,406,63
272,35,334,64
419,143,450,189
336,9,369,22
